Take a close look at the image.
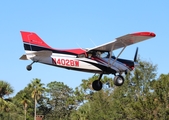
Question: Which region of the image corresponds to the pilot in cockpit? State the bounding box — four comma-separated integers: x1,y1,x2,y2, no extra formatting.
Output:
91,51,101,58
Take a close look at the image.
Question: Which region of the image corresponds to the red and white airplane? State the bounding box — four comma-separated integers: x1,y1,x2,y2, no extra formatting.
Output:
20,31,156,91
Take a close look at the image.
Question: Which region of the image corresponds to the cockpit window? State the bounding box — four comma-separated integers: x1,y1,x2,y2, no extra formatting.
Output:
100,52,109,58
100,51,115,58
87,51,115,58
86,51,100,58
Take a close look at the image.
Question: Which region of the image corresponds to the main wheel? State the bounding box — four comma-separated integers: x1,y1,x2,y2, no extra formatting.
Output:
92,80,103,91
26,65,32,71
114,75,124,86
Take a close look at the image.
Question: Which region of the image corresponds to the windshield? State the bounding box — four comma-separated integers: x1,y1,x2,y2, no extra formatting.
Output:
100,52,109,58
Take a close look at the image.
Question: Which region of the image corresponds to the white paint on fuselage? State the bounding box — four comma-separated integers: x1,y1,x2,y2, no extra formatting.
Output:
27,51,102,73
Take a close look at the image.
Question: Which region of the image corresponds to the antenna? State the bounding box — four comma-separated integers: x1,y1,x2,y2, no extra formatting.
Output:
90,38,96,47
76,43,83,49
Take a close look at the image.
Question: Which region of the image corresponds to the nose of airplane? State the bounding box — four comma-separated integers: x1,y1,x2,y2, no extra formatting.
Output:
134,62,139,67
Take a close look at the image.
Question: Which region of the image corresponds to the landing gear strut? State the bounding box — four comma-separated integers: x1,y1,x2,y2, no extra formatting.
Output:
26,61,35,71
92,74,103,91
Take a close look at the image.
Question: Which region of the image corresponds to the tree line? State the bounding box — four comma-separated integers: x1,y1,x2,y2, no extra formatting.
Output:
0,59,169,120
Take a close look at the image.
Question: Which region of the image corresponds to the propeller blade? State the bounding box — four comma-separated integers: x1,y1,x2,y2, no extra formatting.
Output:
134,47,138,62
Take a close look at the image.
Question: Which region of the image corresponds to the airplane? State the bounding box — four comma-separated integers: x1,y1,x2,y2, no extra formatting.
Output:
20,31,156,91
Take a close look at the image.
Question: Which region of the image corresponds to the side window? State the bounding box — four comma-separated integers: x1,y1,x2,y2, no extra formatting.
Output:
87,51,102,58
88,53,92,58
78,53,86,58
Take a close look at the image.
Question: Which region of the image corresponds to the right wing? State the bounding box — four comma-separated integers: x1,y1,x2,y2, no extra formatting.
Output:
87,32,156,52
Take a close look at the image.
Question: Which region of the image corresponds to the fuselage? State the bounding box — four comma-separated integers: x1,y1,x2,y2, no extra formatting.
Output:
26,51,135,75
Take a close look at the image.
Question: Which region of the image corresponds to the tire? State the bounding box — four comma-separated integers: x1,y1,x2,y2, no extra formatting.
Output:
92,80,103,91
26,65,32,71
114,75,124,86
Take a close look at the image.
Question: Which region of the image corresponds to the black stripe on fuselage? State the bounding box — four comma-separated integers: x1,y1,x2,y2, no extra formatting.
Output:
24,43,77,56
80,60,116,74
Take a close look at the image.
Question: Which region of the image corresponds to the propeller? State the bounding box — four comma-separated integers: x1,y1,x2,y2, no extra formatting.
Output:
134,47,138,62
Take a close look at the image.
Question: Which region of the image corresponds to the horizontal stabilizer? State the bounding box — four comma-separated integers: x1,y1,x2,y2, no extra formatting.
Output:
30,50,52,57
20,55,28,60
20,50,52,60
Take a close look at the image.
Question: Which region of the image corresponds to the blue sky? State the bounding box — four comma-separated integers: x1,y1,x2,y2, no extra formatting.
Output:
0,1,169,96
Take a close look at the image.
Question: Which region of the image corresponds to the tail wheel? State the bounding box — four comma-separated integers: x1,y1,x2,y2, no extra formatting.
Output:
92,80,103,91
26,61,36,71
114,75,124,86
26,65,32,71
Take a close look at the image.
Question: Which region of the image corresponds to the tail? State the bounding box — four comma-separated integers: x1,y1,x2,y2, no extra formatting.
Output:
20,31,52,52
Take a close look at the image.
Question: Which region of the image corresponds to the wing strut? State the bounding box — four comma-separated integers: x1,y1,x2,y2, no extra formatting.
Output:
111,46,126,65
108,39,127,67
108,44,115,66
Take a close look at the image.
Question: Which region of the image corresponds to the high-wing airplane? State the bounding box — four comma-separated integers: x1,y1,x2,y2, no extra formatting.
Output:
20,31,156,91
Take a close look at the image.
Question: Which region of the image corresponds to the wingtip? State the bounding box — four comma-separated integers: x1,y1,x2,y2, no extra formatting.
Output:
131,32,156,37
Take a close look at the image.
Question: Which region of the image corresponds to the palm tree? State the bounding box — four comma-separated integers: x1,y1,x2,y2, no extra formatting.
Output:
20,93,31,120
0,80,14,118
0,80,14,98
28,78,45,120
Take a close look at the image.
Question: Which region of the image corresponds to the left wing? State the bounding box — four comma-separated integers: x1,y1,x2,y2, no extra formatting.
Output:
87,32,156,52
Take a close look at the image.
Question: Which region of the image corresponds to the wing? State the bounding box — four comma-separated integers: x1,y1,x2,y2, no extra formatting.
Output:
20,50,52,60
87,32,156,51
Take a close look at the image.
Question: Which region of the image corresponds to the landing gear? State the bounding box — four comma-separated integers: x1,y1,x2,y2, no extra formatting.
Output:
26,65,32,71
91,74,125,90
26,61,35,71
92,80,103,91
92,74,103,91
114,75,124,86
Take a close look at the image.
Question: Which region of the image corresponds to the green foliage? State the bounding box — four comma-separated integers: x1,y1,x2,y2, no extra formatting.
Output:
150,73,169,119
2,58,169,120
0,80,23,120
28,78,45,101
40,81,77,120
13,86,35,119
0,81,14,98
72,59,160,119
28,78,45,120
